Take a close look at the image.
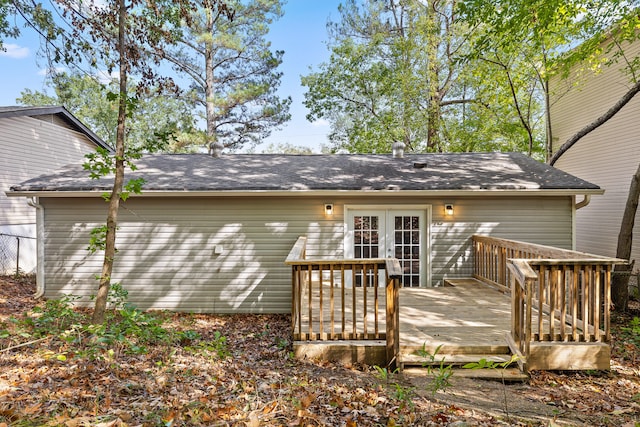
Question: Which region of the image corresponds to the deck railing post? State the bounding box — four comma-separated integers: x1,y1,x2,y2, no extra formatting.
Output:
385,258,402,369
286,236,308,340
524,277,533,358
604,265,611,341
291,265,297,336
506,259,538,370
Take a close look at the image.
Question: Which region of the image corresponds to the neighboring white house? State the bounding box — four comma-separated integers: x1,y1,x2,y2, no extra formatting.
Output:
7,151,601,313
0,106,111,274
550,38,640,265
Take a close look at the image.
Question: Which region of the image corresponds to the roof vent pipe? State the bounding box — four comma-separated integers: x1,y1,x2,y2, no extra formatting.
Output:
392,141,405,158
209,141,223,157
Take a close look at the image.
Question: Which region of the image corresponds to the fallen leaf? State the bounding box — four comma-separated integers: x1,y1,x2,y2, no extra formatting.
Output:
242,411,258,427
95,419,122,427
263,400,278,414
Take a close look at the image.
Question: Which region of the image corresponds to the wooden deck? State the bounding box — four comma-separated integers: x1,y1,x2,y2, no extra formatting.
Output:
288,235,622,372
296,278,607,371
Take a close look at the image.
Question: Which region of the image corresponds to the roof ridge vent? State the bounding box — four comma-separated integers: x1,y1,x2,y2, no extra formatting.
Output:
392,141,405,158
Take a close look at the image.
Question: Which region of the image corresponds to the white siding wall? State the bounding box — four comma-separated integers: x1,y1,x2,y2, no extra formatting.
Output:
40,195,573,313
551,40,640,261
0,116,99,226
0,115,100,274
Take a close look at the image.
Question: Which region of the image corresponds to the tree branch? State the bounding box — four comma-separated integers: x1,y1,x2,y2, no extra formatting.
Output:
550,79,640,165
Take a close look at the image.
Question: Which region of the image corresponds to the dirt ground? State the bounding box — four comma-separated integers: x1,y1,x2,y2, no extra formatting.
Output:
403,298,640,427
405,365,640,426
1,275,639,426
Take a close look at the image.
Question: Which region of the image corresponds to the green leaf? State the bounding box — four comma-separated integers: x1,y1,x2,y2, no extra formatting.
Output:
87,225,109,254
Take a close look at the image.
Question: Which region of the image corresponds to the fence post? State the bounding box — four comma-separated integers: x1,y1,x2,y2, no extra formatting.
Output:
15,236,20,276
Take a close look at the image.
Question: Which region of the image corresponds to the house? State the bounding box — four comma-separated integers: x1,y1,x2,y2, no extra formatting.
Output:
550,38,640,265
7,150,602,313
0,106,111,275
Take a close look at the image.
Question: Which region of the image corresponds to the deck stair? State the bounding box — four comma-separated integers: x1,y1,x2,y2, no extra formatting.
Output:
396,279,529,380
397,346,528,380
399,352,513,368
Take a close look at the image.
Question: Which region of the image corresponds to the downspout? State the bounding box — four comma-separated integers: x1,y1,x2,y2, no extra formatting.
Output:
575,195,591,210
572,195,592,250
27,197,45,298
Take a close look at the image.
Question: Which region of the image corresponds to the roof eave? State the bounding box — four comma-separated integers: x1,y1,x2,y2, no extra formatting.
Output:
6,188,605,198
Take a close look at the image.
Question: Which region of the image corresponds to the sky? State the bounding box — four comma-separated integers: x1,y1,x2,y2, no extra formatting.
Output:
0,0,344,152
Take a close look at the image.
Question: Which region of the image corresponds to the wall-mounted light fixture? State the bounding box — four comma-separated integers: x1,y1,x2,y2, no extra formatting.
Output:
444,204,454,216
324,203,334,216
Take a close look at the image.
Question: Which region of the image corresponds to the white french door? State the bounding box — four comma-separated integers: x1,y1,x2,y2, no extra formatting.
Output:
345,206,429,287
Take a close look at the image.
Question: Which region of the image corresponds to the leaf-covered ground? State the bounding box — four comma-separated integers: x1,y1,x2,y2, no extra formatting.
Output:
0,276,639,426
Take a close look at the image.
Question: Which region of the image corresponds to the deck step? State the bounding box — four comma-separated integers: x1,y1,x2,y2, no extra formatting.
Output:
400,344,511,355
402,367,529,382
399,353,514,368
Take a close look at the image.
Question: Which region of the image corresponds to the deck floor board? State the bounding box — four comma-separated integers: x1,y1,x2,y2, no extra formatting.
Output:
297,279,573,353
399,283,511,352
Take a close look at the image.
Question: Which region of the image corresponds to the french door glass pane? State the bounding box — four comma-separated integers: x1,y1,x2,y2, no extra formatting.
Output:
353,215,380,287
394,215,420,288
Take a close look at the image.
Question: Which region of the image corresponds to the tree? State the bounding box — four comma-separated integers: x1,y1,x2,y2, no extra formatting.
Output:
461,0,640,310
302,0,542,155
162,0,290,152
49,0,232,324
302,0,441,153
1,0,98,69
17,72,198,150
0,0,20,48
459,0,631,161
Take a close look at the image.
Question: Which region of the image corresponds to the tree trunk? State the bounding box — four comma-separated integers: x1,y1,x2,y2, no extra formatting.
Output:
91,0,127,325
544,77,553,162
612,162,640,312
205,7,217,150
425,1,441,152
426,98,440,151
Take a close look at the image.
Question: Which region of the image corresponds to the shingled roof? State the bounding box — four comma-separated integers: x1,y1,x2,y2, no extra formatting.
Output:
8,152,601,195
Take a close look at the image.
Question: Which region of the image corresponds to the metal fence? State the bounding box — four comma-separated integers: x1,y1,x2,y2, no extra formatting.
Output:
0,233,36,276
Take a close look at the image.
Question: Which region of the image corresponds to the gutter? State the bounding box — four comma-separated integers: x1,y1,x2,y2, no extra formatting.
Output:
7,188,606,198
27,197,45,298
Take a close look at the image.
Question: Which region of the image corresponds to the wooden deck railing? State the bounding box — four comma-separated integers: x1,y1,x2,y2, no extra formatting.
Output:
472,235,609,292
473,235,625,368
285,236,402,364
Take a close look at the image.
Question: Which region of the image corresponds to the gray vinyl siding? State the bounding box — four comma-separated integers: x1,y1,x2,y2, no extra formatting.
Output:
0,116,98,226
430,196,573,284
550,39,640,261
40,194,573,313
